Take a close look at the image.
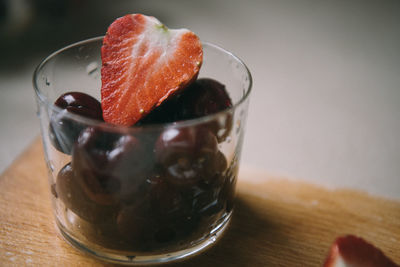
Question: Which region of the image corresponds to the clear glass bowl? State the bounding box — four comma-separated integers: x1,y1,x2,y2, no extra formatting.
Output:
33,37,252,265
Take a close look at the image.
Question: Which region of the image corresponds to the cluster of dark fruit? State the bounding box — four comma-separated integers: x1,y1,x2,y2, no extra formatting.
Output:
50,78,236,251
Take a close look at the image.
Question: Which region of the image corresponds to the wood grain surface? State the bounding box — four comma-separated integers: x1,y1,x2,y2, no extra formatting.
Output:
1,139,399,266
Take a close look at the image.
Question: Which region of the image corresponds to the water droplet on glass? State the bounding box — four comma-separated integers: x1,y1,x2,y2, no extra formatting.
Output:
126,255,136,261
236,120,241,134
66,209,77,224
86,62,98,75
48,160,54,172
210,234,217,242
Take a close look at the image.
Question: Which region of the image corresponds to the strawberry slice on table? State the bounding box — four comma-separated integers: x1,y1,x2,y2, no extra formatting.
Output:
323,235,399,267
101,14,203,126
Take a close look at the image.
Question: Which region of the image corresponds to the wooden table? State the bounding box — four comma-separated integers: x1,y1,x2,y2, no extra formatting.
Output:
1,139,399,266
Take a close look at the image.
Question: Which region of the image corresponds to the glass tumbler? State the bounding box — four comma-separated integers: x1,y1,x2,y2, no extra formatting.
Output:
33,37,252,265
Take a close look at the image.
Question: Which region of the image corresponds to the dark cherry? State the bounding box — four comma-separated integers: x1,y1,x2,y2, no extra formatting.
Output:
49,109,80,154
72,126,153,205
117,204,178,248
146,176,186,218
137,78,233,142
51,83,237,251
200,151,228,188
56,163,116,223
219,164,238,213
154,127,218,186
192,187,223,217
139,78,232,123
116,201,154,246
176,78,233,142
54,92,103,120
136,94,180,125
49,92,103,154
51,183,58,198
177,78,232,119
115,177,182,248
154,227,176,243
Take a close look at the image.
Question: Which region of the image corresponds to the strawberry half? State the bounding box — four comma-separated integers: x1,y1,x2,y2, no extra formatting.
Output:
324,235,399,267
101,14,203,126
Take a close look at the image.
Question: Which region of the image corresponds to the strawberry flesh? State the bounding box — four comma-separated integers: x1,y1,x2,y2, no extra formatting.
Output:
324,235,399,267
101,14,203,126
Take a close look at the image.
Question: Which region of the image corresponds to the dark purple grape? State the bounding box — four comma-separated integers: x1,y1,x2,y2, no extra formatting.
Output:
154,127,218,187
49,92,103,154
56,163,116,223
72,126,153,205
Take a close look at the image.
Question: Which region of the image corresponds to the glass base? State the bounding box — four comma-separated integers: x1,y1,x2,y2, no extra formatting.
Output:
56,212,232,265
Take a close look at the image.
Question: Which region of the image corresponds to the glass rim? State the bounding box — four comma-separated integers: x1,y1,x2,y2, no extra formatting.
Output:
32,36,252,130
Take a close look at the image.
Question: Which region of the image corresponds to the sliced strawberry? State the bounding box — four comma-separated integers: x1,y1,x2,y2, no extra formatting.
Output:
101,14,203,126
324,235,399,267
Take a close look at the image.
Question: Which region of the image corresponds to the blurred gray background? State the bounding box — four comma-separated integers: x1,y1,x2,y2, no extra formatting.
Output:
1,0,399,198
